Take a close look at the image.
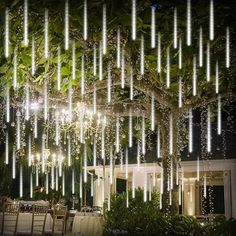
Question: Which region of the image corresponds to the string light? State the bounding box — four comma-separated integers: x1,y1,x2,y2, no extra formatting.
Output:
157,127,161,158
125,147,128,179
109,147,113,184
129,108,133,148
32,36,35,75
16,110,21,150
207,106,211,153
72,41,76,80
117,28,121,68
116,116,120,153
217,94,221,135
93,136,97,167
121,47,125,88
142,114,146,155
44,9,49,59
6,86,10,123
81,55,85,96
102,4,107,54
72,168,75,194
199,27,203,67
209,0,214,41
83,0,87,41
169,113,173,155
65,0,69,50
140,35,144,75
57,46,61,91
107,63,111,103
151,6,156,48
226,27,230,68
5,131,9,165
30,172,33,198
151,93,155,131
84,145,87,183
12,148,16,179
99,41,103,80
24,0,28,46
189,108,193,153
166,47,170,88
207,41,210,82
93,45,97,76
20,165,23,198
132,0,136,40
178,38,182,69
178,76,182,108
28,134,31,167
173,7,177,49
13,48,18,89
130,67,133,100
44,79,48,121
5,8,9,58
157,32,161,73
187,0,191,46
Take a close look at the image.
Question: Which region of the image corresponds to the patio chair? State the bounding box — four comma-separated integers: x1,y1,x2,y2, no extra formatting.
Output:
1,202,20,236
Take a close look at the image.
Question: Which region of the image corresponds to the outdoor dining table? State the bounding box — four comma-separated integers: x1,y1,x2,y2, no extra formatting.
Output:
0,212,53,232
72,212,103,236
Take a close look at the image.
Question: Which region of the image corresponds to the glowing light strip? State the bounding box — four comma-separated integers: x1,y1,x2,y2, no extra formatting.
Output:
57,46,61,91
207,41,210,82
107,63,111,103
65,0,69,50
93,136,97,167
110,147,113,184
34,112,38,138
102,4,107,54
137,140,140,170
151,6,156,48
44,9,49,59
45,171,49,194
193,56,197,96
24,0,28,46
72,41,76,80
132,0,136,40
5,8,9,58
108,186,110,211
83,0,87,40
209,0,214,41
199,27,203,67
42,133,45,173
28,134,31,167
226,27,230,68
174,8,177,49
93,45,97,76
101,123,105,159
91,175,94,197
215,60,219,94
129,108,133,148
121,47,125,88
130,67,133,100
217,94,221,135
68,87,73,122
68,134,71,167
56,167,58,191
140,35,144,75
20,165,23,198
142,114,146,155
13,48,18,89
166,47,170,88
157,127,161,158
32,37,35,75
12,148,16,179
203,173,207,198
117,28,121,68
99,41,103,80
25,81,30,121
189,108,193,153
81,55,85,95
72,168,75,194
132,170,135,198
84,145,87,183
197,156,199,181
169,113,173,155
157,32,161,73
178,184,181,205
125,147,128,179
178,38,182,69
51,164,54,189
36,166,39,186
170,159,173,189
116,117,120,153
93,84,97,114
187,0,191,46
62,171,65,196
151,93,155,131
5,131,9,165
6,87,10,123
169,190,172,205
181,167,184,192
178,76,182,108
80,114,84,143
16,112,21,150
44,79,48,121
30,172,33,198
207,106,211,153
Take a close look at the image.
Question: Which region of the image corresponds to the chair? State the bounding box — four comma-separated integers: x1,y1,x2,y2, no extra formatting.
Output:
1,202,20,235
31,204,49,235
52,205,67,235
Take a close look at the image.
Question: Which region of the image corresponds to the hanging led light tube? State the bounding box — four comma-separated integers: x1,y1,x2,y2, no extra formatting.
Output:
121,47,125,88
32,36,35,75
13,48,18,89
20,165,23,198
157,32,161,73
140,35,144,75
93,136,97,167
6,87,10,123
24,0,29,47
207,106,211,152
209,0,214,41
84,145,87,183
57,46,61,91
215,60,219,94
109,147,113,185
217,95,221,135
173,8,177,49
28,134,31,167
107,63,111,103
12,148,16,179
5,130,9,165
151,6,156,48
157,127,161,158
178,76,182,108
130,67,133,100
142,114,146,155
169,113,173,155
93,45,97,76
72,41,76,80
226,27,230,68
5,8,9,58
129,108,133,148
44,9,49,59
199,27,203,67
117,28,121,68
166,47,170,88
81,55,85,96
178,38,182,69
65,0,69,49
189,108,193,153
99,41,103,81
116,117,120,153
151,93,155,131
125,147,128,179
193,56,197,96
187,0,191,46
207,41,210,82
83,0,87,41
132,0,136,40
102,4,107,54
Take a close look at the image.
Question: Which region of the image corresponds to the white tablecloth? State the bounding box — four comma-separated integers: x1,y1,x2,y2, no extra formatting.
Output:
72,212,103,236
0,212,53,232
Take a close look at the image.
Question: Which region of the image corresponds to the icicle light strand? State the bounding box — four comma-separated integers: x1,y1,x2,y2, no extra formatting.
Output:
44,9,49,59
132,0,136,40
65,0,69,50
174,8,177,49
199,27,203,67
141,35,144,75
178,76,182,108
169,113,173,155
151,6,156,48
83,0,87,40
189,108,193,153
217,95,221,135
226,27,230,68
166,47,170,88
102,4,107,54
187,0,191,46
193,56,197,96
24,0,29,47
207,41,210,82
157,32,161,73
129,108,133,147
207,106,211,153
209,0,214,41
5,8,9,58
151,93,155,131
